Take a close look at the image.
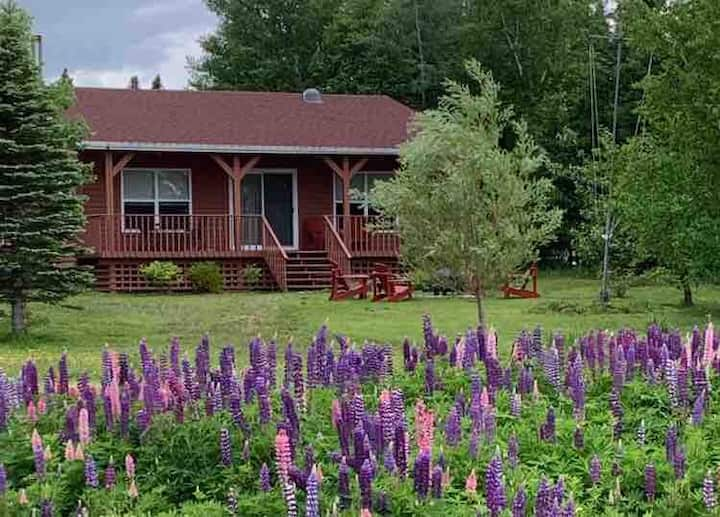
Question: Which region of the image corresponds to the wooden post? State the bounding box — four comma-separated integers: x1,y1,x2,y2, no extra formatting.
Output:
323,157,368,245
232,156,243,249
104,151,114,250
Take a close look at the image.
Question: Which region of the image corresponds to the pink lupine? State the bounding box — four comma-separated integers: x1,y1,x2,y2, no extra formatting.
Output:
128,479,139,498
125,454,136,479
19,489,28,505
275,428,292,483
78,407,90,444
64,440,75,461
486,329,498,359
704,323,715,366
360,509,372,517
415,400,434,452
31,428,42,449
27,401,37,423
37,399,46,415
105,381,121,420
466,468,477,494
331,399,341,428
74,443,85,461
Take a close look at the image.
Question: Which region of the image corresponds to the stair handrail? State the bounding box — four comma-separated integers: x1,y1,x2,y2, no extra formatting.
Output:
261,216,289,290
323,215,352,274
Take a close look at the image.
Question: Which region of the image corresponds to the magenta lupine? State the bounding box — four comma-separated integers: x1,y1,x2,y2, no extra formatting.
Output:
306,470,319,517
590,455,601,485
508,433,519,468
644,463,656,501
485,454,506,517
704,470,717,510
85,455,99,488
359,458,373,510
104,462,116,489
413,449,430,499
220,428,233,467
511,485,526,517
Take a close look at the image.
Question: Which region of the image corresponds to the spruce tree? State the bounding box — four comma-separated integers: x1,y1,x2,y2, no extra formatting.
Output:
0,2,93,333
151,74,163,90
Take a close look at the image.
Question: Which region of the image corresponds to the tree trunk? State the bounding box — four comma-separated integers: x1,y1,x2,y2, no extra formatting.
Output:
682,280,693,307
11,295,26,334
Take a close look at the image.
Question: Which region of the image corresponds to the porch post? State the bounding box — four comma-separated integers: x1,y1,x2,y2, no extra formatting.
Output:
232,156,243,250
104,151,114,250
341,158,351,242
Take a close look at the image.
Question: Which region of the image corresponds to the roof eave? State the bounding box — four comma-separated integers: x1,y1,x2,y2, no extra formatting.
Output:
81,140,401,156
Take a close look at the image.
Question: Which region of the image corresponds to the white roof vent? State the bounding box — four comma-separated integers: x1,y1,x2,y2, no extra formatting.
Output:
302,88,323,104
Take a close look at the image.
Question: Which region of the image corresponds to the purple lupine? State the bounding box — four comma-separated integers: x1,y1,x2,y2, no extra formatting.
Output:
104,462,116,489
383,446,396,474
539,407,556,443
673,446,686,480
44,367,55,395
413,449,430,499
469,426,480,459
508,433,519,468
220,428,233,467
485,454,506,517
665,425,678,463
424,359,435,396
339,458,351,509
282,481,297,517
554,476,565,504
543,345,561,391
85,455,99,488
609,389,623,440
359,458,373,510
393,425,407,476
256,376,271,425
306,470,319,517
444,406,461,446
644,463,656,501
590,455,601,485
40,499,53,517
431,465,443,498
511,485,526,517
704,470,717,510
561,499,575,517
0,463,6,495
692,390,705,425
484,407,497,443
535,476,552,516
32,439,45,479
260,463,271,492
510,392,521,418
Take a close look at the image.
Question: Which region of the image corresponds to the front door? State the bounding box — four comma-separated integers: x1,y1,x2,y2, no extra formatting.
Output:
240,171,297,248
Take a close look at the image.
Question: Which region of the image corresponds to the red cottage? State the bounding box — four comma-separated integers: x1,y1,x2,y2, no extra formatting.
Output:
70,87,414,291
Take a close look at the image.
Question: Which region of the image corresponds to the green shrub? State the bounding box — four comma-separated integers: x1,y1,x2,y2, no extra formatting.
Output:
139,261,180,288
242,264,263,289
188,262,223,293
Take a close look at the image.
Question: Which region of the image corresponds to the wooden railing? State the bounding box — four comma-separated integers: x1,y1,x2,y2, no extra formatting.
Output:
323,215,352,274
261,216,288,290
83,214,263,258
334,215,400,257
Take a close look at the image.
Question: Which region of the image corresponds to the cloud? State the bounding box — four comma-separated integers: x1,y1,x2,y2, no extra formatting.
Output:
66,26,211,89
132,0,201,19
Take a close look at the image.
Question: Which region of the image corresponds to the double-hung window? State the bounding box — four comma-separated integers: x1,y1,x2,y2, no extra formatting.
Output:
122,169,191,231
334,172,391,218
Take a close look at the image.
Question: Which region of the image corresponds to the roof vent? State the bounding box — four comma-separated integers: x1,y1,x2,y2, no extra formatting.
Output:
302,88,322,104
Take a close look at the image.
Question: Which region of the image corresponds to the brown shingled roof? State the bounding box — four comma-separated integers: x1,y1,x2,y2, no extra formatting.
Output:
69,87,414,153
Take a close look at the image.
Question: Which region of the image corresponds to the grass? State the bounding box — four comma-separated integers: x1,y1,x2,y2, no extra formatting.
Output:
1,270,718,374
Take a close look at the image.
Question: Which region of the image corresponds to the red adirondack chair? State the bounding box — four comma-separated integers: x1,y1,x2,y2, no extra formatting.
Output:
371,263,413,302
329,268,369,301
502,263,539,299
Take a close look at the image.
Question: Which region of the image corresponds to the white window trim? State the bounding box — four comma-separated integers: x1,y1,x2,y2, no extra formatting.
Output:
120,168,193,233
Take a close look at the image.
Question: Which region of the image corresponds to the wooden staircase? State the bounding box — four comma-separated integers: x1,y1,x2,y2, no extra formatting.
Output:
285,250,334,290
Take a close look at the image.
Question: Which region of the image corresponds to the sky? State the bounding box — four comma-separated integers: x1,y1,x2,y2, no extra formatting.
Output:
17,0,218,89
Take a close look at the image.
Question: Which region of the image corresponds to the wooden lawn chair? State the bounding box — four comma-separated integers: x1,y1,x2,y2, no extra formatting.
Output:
502,263,539,299
329,268,369,301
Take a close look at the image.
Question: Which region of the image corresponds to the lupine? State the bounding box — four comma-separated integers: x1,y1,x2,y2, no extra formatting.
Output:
692,390,705,425
282,481,297,517
444,406,461,446
644,463,656,501
413,449,430,499
32,429,45,478
0,463,6,495
220,428,233,467
125,454,135,479
275,428,292,482
359,458,373,510
260,463,271,492
306,470,319,517
704,470,717,510
104,461,116,489
508,433,519,468
465,468,477,494
338,458,351,509
673,446,686,480
431,465,443,498
485,454,506,517
590,455,601,485
512,485,526,517
535,476,552,516
40,499,54,517
85,455,99,488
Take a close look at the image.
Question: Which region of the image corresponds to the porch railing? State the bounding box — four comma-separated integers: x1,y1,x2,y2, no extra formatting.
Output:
323,215,352,274
83,214,263,258
261,216,288,290
334,215,400,257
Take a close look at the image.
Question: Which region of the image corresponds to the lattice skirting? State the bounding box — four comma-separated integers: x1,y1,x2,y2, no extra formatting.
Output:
88,258,277,292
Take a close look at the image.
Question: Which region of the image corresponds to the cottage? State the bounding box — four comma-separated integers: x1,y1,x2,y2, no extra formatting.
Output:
70,87,413,291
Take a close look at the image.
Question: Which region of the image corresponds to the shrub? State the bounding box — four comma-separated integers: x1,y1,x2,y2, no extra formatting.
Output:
242,264,263,289
188,262,223,293
139,261,180,288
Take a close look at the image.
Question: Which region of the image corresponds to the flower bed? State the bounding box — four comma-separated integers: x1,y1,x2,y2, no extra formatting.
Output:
0,317,718,515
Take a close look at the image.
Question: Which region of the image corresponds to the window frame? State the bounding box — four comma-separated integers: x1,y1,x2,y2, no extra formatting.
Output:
120,168,193,233
333,171,393,219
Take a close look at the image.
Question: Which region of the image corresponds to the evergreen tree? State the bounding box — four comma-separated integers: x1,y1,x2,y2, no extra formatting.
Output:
0,1,93,333
129,75,140,90
151,74,163,90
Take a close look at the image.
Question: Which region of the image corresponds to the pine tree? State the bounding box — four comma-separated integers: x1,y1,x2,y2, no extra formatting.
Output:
129,75,139,90
151,74,163,90
0,1,93,333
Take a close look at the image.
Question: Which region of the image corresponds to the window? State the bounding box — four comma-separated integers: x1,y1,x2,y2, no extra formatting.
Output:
122,169,190,230
334,172,391,217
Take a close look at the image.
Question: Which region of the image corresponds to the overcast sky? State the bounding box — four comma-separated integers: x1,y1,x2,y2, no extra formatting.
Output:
18,0,217,89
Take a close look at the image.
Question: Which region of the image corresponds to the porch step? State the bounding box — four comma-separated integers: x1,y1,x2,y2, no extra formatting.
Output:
284,250,334,290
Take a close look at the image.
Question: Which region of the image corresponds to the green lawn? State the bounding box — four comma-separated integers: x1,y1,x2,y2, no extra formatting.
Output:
1,271,718,374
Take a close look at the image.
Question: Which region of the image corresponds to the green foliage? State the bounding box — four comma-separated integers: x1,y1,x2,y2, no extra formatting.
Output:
242,264,263,289
188,262,223,294
374,60,562,323
0,1,93,332
139,261,181,288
